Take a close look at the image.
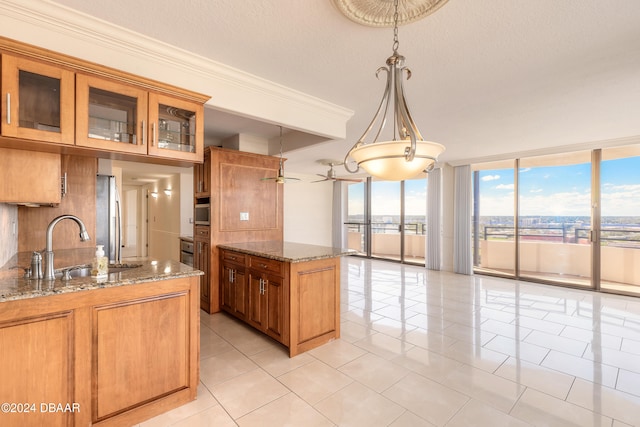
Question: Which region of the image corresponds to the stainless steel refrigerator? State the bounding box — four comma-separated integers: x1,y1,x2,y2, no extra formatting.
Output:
96,174,122,264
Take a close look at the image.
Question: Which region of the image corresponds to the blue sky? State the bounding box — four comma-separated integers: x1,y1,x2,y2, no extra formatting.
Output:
479,156,640,217
348,179,427,217
347,155,640,219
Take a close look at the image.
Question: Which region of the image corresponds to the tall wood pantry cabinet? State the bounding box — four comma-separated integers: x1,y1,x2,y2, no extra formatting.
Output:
194,147,284,313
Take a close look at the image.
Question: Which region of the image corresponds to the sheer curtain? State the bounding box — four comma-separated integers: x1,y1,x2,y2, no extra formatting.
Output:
426,168,442,270
454,165,472,274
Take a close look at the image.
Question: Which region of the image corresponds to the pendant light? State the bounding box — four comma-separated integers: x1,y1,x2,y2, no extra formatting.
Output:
261,126,299,184
344,0,445,181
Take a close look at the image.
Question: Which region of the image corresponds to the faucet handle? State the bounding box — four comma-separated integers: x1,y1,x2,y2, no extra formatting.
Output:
61,269,73,281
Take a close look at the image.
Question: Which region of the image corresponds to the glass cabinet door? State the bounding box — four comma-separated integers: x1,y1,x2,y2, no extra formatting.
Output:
148,93,203,162
1,55,74,144
75,74,147,154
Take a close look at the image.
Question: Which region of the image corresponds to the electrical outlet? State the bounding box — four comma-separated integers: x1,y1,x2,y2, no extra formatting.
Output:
240,212,249,221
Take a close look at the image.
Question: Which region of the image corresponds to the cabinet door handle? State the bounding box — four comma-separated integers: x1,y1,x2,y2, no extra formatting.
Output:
141,120,146,145
151,122,156,146
6,93,10,125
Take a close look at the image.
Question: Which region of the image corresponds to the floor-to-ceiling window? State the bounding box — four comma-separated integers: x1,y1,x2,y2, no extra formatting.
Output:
403,177,428,263
371,179,402,261
518,151,592,288
472,145,640,297
346,181,366,255
346,175,428,265
600,145,640,296
472,160,516,277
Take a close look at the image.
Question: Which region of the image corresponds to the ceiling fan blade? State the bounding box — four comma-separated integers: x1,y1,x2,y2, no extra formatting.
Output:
336,177,363,182
311,178,330,183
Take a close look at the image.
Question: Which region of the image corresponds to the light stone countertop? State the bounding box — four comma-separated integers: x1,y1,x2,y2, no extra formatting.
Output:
217,241,355,263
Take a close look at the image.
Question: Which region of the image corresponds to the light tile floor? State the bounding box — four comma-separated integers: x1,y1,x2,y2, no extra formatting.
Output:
138,257,640,426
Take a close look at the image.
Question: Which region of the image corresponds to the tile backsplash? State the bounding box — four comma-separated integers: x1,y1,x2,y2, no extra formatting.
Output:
0,203,18,268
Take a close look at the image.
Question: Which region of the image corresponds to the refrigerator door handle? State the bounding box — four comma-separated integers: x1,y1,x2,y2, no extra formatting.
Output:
114,185,123,264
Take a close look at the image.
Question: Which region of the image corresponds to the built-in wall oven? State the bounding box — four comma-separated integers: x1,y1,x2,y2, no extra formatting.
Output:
194,203,210,225
180,239,194,267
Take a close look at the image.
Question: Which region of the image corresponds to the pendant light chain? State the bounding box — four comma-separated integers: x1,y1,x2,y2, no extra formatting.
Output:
392,0,400,53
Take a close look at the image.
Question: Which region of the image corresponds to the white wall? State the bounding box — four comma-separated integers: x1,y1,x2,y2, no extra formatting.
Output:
179,170,194,236
147,174,181,261
283,173,333,246
0,204,18,268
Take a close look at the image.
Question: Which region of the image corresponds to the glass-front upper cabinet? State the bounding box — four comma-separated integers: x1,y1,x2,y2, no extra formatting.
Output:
75,74,148,155
1,55,74,144
148,93,203,162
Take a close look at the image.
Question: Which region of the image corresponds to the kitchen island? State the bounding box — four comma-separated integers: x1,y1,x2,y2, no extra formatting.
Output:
218,241,353,357
0,254,202,427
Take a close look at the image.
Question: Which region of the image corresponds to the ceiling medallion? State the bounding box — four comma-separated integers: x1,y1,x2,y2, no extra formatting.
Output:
331,0,449,27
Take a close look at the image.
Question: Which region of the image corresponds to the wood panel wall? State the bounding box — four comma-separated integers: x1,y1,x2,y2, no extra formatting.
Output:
205,147,284,313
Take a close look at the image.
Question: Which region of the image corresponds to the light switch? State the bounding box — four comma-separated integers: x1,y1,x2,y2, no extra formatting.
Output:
240,212,249,221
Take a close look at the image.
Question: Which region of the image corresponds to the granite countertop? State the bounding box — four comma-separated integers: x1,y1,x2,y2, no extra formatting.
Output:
217,241,355,263
0,248,203,302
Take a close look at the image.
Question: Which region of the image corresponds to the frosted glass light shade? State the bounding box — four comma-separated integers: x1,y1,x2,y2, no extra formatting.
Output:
350,140,445,181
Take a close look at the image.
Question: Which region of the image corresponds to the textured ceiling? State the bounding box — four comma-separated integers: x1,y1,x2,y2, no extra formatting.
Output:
52,0,640,177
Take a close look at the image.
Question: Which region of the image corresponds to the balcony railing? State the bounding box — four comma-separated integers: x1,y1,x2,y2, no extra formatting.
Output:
346,222,426,262
483,225,640,247
477,225,640,288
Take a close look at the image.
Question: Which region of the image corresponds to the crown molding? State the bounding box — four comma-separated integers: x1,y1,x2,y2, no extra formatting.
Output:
0,0,353,139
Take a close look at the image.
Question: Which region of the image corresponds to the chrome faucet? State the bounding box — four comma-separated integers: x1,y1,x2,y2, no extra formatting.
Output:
43,214,91,280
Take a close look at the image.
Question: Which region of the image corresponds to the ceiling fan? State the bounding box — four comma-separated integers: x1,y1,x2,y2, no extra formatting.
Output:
312,160,362,183
261,126,300,184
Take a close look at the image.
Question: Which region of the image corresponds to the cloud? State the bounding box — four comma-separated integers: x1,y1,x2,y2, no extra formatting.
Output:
482,175,500,182
496,184,514,190
530,189,543,193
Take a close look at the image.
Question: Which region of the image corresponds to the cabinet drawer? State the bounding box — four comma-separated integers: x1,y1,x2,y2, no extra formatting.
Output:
222,250,245,265
249,256,283,276
194,226,210,239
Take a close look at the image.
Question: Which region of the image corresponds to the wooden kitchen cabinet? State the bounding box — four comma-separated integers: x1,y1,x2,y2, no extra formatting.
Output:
194,147,210,197
221,251,286,345
247,267,285,343
220,251,248,321
194,235,210,312
148,92,203,163
0,312,76,427
0,147,61,205
75,74,148,155
196,147,283,314
77,76,205,162
0,36,209,167
218,243,344,357
0,275,200,427
93,292,190,422
1,54,74,145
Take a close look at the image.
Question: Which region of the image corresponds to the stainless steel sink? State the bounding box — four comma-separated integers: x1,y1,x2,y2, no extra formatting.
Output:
56,264,142,280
